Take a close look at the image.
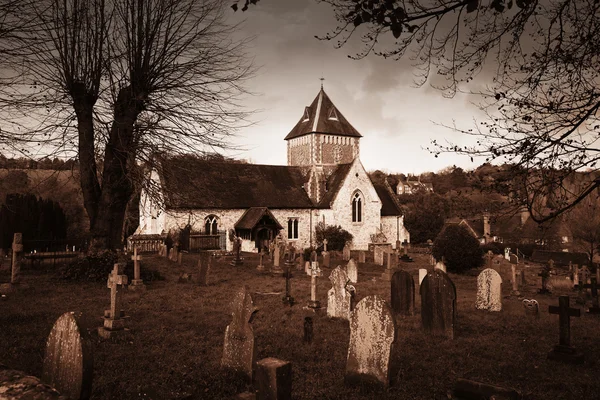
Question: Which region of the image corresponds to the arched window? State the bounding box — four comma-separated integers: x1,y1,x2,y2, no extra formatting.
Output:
204,215,218,235
352,192,362,223
288,217,299,239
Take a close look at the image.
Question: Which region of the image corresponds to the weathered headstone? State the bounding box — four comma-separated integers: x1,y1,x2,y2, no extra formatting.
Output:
420,269,456,339
345,296,395,389
42,312,93,400
304,261,311,276
98,264,128,339
177,252,182,265
523,299,539,319
342,243,351,261
391,270,414,316
510,253,518,265
129,247,145,291
11,233,23,284
573,265,580,287
257,249,266,272
475,268,503,312
548,295,583,364
418,269,427,285
197,252,212,285
256,358,292,400
346,258,358,284
0,365,70,399
358,251,366,263
271,243,283,275
327,266,351,320
221,286,259,381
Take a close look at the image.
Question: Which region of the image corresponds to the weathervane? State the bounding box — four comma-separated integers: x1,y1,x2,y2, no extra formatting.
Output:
320,76,325,89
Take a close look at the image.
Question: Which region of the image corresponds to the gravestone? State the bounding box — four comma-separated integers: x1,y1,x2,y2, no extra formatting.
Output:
231,237,243,266
221,286,259,381
282,256,295,306
98,264,128,339
538,266,551,294
346,258,358,284
475,268,503,312
197,252,212,285
510,265,520,296
271,243,283,275
510,253,518,265
257,249,266,272
548,295,583,364
420,270,456,339
0,365,69,399
573,265,580,287
391,270,415,316
11,233,23,284
582,276,600,314
307,261,321,309
129,247,145,291
358,251,366,263
345,296,395,389
522,299,539,319
177,252,182,265
256,358,292,400
520,269,527,286
322,239,330,268
327,266,351,320
343,243,351,261
304,261,311,276
579,266,591,286
418,269,427,285
434,260,446,273
381,251,395,281
374,246,386,266
42,312,93,400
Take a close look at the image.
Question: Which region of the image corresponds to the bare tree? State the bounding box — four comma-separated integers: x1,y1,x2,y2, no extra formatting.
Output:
567,193,600,265
0,0,254,250
320,0,600,223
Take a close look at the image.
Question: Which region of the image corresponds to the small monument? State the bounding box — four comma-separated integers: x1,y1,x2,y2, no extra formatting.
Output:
129,247,146,291
346,258,358,284
282,249,295,306
381,251,395,281
98,264,129,339
307,260,321,309
391,270,415,316
327,266,352,320
345,296,396,389
420,269,456,339
548,295,583,364
322,239,330,268
538,264,552,294
271,243,283,275
42,312,93,400
221,286,259,381
230,236,243,266
523,299,540,319
475,268,503,312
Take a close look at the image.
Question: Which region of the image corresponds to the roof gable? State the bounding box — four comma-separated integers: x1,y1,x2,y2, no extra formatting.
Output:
284,89,362,140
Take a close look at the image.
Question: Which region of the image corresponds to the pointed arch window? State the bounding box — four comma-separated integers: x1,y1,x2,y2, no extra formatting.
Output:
288,218,299,239
352,192,362,223
205,215,218,235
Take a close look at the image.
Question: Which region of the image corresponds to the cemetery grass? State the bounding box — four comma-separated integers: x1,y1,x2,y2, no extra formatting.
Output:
1,254,600,399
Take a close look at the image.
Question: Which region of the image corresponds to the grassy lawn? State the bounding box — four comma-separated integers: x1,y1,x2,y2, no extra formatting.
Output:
1,252,599,399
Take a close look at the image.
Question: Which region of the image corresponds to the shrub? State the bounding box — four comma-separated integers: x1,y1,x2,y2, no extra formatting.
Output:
315,222,353,251
432,225,483,273
481,242,505,255
59,250,118,282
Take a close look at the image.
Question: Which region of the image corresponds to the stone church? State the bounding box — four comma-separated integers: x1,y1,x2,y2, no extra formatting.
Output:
135,87,410,252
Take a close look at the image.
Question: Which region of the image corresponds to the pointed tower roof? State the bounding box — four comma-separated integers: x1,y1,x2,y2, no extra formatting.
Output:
284,88,363,140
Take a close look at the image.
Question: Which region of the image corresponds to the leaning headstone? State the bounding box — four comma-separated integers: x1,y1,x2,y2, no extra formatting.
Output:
342,243,351,261
420,270,456,339
98,264,128,339
548,295,583,364
475,268,503,312
129,247,146,291
345,296,395,389
11,233,23,284
523,299,539,319
346,258,358,284
197,252,212,285
358,251,366,263
327,266,351,320
391,270,415,316
42,312,93,400
221,286,259,381
256,358,292,400
418,269,427,285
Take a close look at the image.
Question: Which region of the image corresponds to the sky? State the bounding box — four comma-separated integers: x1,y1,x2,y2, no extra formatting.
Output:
225,0,491,175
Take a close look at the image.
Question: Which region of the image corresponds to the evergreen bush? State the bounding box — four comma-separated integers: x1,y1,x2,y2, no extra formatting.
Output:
432,224,483,273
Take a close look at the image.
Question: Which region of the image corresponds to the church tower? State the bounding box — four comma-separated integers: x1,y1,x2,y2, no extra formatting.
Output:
285,87,362,203
285,87,362,167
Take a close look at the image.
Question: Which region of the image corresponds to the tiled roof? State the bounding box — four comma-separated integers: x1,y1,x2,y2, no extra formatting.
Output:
235,207,283,230
373,183,403,216
318,163,353,208
157,157,315,209
284,89,362,140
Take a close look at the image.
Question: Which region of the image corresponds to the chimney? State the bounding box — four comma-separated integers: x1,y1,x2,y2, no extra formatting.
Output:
483,213,491,243
520,208,530,227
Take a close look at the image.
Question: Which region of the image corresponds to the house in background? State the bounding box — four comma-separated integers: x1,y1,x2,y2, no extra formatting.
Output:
396,175,434,195
135,87,410,252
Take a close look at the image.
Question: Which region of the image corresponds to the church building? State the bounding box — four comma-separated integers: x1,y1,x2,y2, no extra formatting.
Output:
135,87,410,251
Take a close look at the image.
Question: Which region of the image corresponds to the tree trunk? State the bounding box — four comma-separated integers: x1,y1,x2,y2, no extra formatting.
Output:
88,87,141,251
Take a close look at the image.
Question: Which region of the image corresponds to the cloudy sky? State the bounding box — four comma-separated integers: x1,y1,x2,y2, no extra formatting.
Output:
226,0,491,174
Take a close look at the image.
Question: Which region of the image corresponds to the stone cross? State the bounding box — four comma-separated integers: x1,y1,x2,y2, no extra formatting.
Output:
11,233,23,284
129,247,145,291
323,239,328,252
476,268,503,311
583,276,600,314
42,312,93,400
391,270,415,316
420,269,456,339
98,264,128,339
221,286,259,381
327,266,351,320
548,295,583,364
345,296,396,389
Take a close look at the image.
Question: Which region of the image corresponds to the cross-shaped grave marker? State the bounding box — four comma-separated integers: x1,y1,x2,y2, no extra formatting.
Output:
548,295,583,364
583,276,600,314
538,263,552,294
129,247,146,291
98,264,129,339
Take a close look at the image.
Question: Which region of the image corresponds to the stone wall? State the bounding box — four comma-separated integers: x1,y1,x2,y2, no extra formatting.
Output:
287,135,312,166
381,216,410,248
330,159,381,250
